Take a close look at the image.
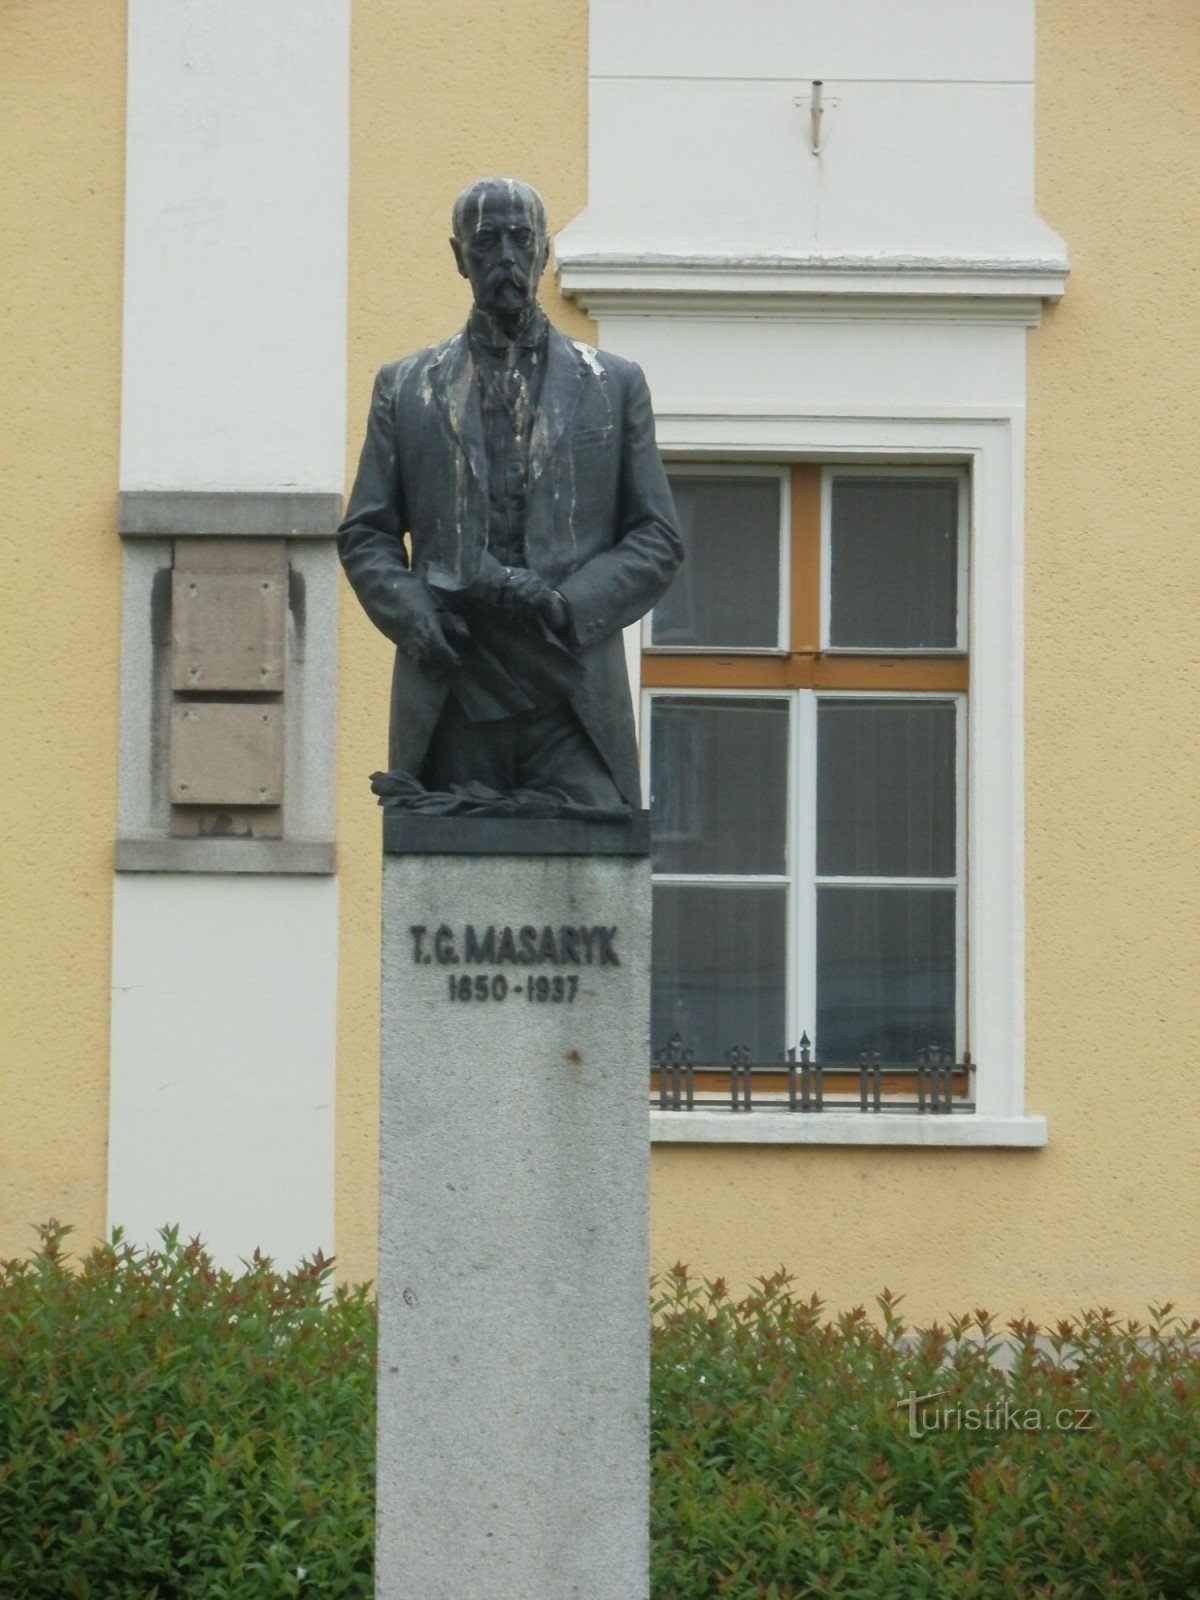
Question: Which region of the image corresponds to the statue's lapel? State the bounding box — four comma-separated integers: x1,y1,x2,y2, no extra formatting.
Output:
529,332,585,484
429,334,487,489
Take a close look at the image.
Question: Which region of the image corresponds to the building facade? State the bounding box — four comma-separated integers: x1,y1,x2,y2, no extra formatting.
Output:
2,0,1196,1320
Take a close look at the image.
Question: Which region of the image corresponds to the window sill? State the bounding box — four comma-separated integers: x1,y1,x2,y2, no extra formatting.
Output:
650,1110,1046,1147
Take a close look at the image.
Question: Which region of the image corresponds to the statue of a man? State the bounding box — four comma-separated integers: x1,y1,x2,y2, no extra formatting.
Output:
338,177,683,816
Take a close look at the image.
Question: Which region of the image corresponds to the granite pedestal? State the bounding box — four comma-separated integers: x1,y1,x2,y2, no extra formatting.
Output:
376,814,651,1600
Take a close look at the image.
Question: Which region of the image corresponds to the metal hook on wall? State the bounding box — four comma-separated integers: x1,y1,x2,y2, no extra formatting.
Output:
795,81,838,156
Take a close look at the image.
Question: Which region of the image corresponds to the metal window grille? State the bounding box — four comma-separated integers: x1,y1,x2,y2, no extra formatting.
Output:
653,1033,973,1113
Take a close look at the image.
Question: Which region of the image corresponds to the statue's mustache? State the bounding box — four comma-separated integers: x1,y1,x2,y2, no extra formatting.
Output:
489,268,527,293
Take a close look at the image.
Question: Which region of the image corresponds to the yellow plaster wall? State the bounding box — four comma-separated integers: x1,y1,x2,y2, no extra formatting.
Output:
0,1,126,1259
1023,0,1199,1306
338,0,1199,1318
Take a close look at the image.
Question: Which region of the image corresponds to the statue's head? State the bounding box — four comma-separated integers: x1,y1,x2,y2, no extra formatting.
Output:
450,177,549,332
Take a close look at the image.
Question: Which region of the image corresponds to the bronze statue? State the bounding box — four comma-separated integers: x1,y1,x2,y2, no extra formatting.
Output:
338,178,683,817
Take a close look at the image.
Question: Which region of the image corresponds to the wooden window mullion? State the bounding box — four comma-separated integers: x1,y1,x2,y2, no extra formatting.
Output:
790,464,822,655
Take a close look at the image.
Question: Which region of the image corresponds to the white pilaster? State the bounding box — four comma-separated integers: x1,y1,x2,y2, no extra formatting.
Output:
110,1,349,1264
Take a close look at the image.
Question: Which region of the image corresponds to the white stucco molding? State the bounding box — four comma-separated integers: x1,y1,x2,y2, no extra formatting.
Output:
611,402,1042,1139
556,251,1068,325
651,1111,1047,1148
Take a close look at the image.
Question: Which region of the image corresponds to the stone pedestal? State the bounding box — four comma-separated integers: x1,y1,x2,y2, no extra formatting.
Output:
376,814,651,1600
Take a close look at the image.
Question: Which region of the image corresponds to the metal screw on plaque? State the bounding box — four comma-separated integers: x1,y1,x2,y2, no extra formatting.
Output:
655,1032,694,1111
725,1044,752,1111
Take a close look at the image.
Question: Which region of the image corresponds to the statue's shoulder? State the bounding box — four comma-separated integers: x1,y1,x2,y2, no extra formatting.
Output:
554,328,642,389
375,332,464,398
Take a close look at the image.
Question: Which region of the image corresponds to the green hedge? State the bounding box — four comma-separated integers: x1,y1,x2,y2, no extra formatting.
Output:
651,1269,1200,1600
0,1224,374,1599
1,1228,1197,1599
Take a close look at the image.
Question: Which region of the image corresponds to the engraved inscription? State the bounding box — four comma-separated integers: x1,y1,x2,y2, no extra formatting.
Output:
412,922,620,1002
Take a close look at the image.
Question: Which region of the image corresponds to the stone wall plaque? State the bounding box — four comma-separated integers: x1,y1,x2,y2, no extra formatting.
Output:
169,702,283,807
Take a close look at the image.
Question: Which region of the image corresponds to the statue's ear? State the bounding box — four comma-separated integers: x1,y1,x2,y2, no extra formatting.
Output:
450,235,469,279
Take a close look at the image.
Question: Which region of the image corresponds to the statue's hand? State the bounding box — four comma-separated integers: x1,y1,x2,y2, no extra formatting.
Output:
405,608,468,679
462,558,511,608
493,569,569,633
537,588,570,634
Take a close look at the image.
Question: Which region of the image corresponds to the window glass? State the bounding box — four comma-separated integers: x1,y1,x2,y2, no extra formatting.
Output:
651,475,781,648
816,887,956,1063
645,464,971,1090
650,697,789,876
652,885,787,1062
817,700,956,878
829,477,959,650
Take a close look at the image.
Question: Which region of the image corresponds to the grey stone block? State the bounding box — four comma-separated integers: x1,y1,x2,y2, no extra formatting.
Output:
114,838,334,874
118,489,343,538
378,851,651,1600
383,810,651,857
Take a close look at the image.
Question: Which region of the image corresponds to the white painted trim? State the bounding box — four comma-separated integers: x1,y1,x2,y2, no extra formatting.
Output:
650,1111,1047,1147
955,692,969,1056
121,3,350,492
108,875,339,1266
588,0,1037,84
652,876,789,887
623,620,642,746
556,256,1067,324
639,414,1030,1127
793,688,816,1044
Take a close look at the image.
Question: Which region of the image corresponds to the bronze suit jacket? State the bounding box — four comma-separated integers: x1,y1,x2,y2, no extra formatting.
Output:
337,321,684,803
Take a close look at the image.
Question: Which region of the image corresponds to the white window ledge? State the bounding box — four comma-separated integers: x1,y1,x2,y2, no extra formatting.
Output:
650,1111,1047,1147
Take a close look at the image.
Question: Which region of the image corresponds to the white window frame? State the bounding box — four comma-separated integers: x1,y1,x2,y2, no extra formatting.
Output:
808,688,968,1062
637,414,1043,1147
643,685,796,1048
643,686,967,1065
642,462,791,655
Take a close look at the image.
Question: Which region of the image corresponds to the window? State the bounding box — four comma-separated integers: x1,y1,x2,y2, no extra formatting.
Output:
644,465,969,1084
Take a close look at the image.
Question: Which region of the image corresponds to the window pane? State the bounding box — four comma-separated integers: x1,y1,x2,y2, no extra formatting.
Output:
652,475,781,648
816,887,956,1064
650,697,789,875
817,700,956,878
652,885,786,1062
829,477,959,650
